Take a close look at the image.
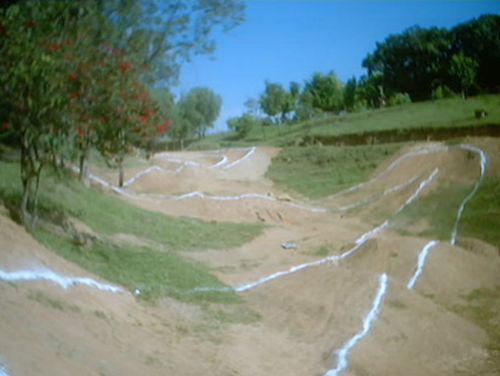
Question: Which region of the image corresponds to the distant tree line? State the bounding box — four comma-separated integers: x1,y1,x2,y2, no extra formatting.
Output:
227,14,499,139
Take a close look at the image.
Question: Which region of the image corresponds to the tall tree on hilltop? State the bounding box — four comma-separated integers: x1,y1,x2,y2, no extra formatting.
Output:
302,72,344,113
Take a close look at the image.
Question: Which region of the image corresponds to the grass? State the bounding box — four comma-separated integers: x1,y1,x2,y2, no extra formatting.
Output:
0,160,263,251
391,183,471,241
191,95,500,149
452,287,500,372
0,159,264,303
34,228,237,303
392,178,500,249
461,177,500,249
266,143,402,199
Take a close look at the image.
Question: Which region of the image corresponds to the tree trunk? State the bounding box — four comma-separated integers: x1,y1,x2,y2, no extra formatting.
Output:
118,159,124,188
78,151,89,186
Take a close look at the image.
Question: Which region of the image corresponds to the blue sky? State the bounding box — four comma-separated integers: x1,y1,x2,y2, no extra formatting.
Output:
175,0,500,133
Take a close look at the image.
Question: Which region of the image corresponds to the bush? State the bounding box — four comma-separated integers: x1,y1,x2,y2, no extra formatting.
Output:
388,92,412,106
227,114,257,139
432,85,457,100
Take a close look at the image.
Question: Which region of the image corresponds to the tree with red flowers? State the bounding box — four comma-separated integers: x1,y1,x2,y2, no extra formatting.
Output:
0,0,245,227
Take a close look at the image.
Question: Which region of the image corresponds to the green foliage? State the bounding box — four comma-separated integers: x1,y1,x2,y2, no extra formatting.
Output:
227,113,256,139
177,87,222,140
431,85,457,100
363,26,451,101
388,92,411,106
266,144,401,199
451,14,500,93
449,52,478,98
343,77,357,111
362,15,500,101
259,81,294,123
0,0,245,224
302,71,344,113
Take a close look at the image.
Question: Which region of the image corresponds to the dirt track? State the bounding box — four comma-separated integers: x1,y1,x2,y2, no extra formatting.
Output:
1,139,499,375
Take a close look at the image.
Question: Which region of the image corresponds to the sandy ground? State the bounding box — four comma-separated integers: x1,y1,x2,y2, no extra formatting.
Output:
1,140,499,375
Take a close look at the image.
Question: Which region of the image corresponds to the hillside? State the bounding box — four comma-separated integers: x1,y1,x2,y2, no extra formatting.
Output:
190,95,500,149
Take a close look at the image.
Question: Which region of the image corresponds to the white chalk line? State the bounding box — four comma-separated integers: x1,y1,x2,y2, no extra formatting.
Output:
195,168,438,294
329,144,448,200
406,144,487,290
0,267,123,293
406,240,439,289
325,273,388,376
223,146,256,170
0,359,8,376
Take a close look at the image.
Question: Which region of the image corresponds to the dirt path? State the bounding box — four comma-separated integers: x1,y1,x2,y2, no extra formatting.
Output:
1,140,499,375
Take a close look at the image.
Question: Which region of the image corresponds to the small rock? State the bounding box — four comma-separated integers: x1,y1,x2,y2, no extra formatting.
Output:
281,241,297,250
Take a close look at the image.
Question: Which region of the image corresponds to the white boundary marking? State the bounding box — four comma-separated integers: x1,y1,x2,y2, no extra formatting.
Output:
0,268,123,293
407,240,439,289
325,273,388,376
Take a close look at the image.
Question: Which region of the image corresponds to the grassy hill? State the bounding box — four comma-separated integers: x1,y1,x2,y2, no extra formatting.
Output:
191,95,500,149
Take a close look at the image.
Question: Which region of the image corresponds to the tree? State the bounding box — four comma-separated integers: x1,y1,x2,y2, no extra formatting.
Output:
363,26,452,101
101,0,245,84
259,81,293,123
451,14,500,93
302,72,344,113
177,87,221,139
0,0,244,226
449,52,478,98
0,1,82,226
227,113,255,139
343,77,357,111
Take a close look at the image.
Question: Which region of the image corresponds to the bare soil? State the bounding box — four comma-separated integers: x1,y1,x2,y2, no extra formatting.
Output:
1,140,499,375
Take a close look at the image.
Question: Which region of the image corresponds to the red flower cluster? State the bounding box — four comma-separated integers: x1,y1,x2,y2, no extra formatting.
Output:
25,19,34,28
68,73,78,81
76,127,86,137
64,39,73,47
157,118,171,134
49,42,61,53
1,121,9,130
120,61,132,73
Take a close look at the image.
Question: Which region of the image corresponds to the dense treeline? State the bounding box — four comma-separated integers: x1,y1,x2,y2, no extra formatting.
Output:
363,14,500,101
228,14,499,138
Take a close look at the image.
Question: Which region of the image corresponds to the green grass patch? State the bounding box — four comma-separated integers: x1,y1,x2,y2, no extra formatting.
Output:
34,228,239,303
392,183,471,241
392,177,500,249
266,143,402,199
452,287,500,372
0,160,263,251
190,95,500,149
461,177,500,249
0,159,263,303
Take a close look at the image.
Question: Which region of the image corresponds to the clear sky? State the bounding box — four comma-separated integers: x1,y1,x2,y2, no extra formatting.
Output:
174,0,500,133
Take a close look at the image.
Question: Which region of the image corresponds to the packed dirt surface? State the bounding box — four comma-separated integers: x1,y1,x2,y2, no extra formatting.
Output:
1,140,499,375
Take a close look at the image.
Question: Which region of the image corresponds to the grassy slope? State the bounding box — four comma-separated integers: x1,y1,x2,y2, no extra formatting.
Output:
266,143,402,199
0,160,263,302
0,161,262,251
192,95,500,149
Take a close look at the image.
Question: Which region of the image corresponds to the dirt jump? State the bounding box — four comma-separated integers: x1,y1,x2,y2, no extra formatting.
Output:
1,138,499,375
